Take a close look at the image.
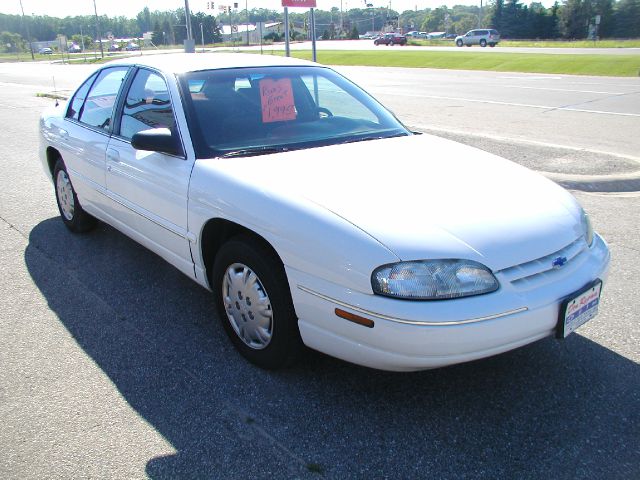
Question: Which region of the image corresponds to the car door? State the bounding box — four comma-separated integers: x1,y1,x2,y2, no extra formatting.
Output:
61,66,130,210
465,30,478,45
105,67,195,278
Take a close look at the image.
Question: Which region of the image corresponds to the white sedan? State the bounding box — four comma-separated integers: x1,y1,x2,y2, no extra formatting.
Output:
39,54,610,371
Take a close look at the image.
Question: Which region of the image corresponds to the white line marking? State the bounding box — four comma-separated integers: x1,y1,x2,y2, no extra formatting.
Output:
501,84,629,95
410,124,640,165
0,81,40,89
377,90,640,117
498,76,564,80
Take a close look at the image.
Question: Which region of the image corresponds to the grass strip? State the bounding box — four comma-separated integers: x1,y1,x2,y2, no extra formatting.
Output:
408,39,640,48
268,50,640,77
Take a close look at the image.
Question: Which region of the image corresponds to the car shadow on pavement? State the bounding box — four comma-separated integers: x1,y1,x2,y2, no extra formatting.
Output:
25,218,639,479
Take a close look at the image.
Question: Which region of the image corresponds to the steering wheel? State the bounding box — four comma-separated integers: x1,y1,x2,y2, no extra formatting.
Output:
317,107,334,118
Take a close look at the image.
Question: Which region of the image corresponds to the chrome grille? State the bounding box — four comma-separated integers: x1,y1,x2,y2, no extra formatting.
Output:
497,237,588,288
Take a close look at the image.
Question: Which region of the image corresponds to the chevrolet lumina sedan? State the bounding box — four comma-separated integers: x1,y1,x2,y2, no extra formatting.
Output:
39,54,609,371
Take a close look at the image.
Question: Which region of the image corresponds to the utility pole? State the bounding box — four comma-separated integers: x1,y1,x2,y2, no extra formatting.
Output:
245,0,249,46
19,0,34,60
92,0,104,58
183,0,196,52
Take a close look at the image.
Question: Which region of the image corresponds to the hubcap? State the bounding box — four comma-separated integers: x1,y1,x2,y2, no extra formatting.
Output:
56,170,75,221
222,263,273,350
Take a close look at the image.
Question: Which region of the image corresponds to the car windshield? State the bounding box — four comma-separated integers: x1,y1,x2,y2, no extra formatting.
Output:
178,66,410,158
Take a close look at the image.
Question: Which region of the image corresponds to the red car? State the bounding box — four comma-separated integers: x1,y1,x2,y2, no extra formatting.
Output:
373,33,407,46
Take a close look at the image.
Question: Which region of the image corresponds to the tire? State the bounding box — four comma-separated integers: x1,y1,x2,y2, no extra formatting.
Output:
489,43,496,47
480,39,487,47
456,39,463,47
212,235,303,369
53,160,96,233
389,41,394,46
466,44,472,47
374,41,379,46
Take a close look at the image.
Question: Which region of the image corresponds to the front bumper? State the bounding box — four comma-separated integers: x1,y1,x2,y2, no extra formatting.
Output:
288,234,610,372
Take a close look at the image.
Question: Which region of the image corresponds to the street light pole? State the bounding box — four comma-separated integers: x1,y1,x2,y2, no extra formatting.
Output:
92,0,104,58
19,0,35,60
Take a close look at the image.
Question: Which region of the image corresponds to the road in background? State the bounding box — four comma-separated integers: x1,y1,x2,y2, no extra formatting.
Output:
0,61,638,478
254,39,640,55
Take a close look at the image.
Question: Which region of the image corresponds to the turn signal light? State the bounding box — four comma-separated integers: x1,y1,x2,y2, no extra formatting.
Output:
335,308,375,328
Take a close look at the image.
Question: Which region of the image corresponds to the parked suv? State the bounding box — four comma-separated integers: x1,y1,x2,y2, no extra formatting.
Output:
455,29,500,47
373,33,407,46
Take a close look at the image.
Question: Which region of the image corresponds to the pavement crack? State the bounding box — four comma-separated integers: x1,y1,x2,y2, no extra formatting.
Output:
544,90,640,114
0,215,29,242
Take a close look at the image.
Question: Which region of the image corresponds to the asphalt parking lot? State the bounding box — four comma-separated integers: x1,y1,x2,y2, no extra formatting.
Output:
0,61,638,479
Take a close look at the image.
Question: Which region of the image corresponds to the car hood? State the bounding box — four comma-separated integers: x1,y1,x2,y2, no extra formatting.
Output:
208,134,583,272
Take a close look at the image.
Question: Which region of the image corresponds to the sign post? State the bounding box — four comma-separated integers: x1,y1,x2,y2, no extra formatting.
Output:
310,8,316,62
281,0,317,59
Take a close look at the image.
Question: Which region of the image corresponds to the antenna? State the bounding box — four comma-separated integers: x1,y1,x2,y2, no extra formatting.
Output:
52,76,59,107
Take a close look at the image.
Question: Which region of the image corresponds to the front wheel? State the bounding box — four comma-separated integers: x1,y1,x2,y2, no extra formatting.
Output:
212,236,303,369
456,39,463,47
53,160,96,233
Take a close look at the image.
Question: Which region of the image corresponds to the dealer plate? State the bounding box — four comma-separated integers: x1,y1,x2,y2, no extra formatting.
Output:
556,280,602,339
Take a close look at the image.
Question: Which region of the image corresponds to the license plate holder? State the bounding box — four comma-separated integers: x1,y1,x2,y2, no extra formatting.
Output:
556,280,602,339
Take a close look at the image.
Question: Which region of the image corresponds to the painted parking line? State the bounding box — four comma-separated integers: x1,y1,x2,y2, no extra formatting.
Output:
377,90,640,117
410,124,640,164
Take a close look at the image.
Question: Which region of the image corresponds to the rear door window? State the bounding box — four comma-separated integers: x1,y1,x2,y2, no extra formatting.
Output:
78,67,129,131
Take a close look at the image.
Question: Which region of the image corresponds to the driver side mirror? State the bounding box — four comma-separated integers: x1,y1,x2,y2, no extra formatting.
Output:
131,128,183,157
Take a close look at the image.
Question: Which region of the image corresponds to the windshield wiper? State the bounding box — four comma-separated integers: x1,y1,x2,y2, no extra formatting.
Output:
219,146,290,158
339,132,409,145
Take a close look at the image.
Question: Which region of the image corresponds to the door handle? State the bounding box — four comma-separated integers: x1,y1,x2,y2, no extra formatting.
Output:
106,148,120,163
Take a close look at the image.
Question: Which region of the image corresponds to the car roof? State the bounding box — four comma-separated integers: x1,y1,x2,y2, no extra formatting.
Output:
104,52,318,74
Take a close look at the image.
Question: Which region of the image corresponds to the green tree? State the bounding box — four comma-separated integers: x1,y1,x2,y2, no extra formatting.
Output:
613,0,640,36
0,31,24,52
559,0,591,38
71,34,93,49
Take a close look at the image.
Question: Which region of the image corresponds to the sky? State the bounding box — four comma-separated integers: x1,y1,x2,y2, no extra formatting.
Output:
1,0,554,19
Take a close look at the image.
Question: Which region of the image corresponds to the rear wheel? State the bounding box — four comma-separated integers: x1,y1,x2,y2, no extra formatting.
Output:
53,160,96,233
212,235,303,369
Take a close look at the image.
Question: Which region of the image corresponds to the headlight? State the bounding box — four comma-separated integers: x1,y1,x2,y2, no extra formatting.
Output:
580,209,594,247
372,259,499,300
